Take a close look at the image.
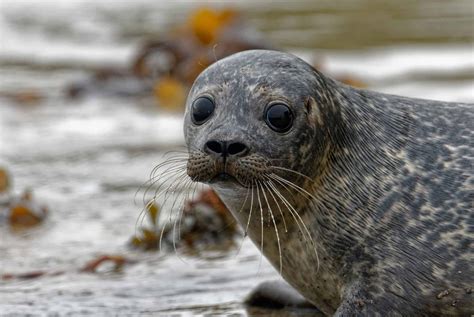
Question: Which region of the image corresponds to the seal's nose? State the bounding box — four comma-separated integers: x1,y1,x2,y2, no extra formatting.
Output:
205,140,249,158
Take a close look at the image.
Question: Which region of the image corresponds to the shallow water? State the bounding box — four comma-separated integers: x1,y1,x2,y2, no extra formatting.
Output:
0,0,473,316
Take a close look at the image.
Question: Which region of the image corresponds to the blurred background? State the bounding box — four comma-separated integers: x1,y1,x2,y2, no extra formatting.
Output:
0,0,473,315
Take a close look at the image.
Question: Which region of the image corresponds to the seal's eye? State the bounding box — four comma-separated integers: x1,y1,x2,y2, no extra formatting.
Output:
191,97,215,125
265,103,293,132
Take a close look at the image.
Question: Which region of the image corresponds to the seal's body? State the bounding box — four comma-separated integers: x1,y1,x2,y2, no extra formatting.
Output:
183,50,473,316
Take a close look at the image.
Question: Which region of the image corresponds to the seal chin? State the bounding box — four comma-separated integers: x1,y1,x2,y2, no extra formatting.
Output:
209,172,245,188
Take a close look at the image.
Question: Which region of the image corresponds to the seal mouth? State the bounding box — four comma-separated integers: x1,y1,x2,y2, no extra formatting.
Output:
209,172,238,184
186,151,271,188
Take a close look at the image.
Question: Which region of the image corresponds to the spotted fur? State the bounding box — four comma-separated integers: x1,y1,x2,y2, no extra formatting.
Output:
184,50,473,316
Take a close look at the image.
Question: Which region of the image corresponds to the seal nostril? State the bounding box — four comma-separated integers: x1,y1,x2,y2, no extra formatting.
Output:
206,140,223,154
228,142,248,156
206,140,248,157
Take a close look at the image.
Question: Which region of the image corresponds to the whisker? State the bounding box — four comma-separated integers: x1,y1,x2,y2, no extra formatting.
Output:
137,173,187,232
256,180,264,275
159,217,169,252
266,177,320,272
150,157,188,175
154,179,193,253
150,164,188,188
142,163,187,205
178,178,202,243
160,173,190,223
262,181,287,233
172,178,195,263
149,157,188,181
219,185,250,236
270,165,316,184
266,180,305,239
150,164,187,182
237,181,255,257
270,173,317,201
134,198,156,239
145,171,187,214
244,181,255,237
161,149,191,156
233,186,251,257
260,181,283,275
134,159,187,206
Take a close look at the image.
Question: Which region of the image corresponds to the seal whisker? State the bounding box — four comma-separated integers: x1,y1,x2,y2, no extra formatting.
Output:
134,198,158,240
178,179,203,240
144,150,198,254
244,181,255,237
159,167,190,198
155,176,195,253
172,178,195,260
150,162,188,184
149,156,189,180
237,186,251,216
255,180,265,275
234,186,251,257
137,168,188,233
134,159,187,206
150,155,188,172
280,172,339,229
148,169,187,212
161,149,191,156
266,178,320,272
147,171,189,229
262,181,287,232
266,158,290,162
270,165,316,185
148,164,187,193
160,173,191,224
269,174,317,201
171,178,197,240
165,176,197,255
170,180,188,255
260,180,283,275
266,179,305,238
172,177,194,221
158,217,169,252
225,185,250,239
142,163,188,206
150,163,186,181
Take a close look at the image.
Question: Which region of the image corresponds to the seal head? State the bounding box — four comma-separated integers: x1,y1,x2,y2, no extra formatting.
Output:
184,50,336,191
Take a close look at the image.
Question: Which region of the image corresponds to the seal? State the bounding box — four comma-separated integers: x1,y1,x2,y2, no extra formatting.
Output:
183,50,473,316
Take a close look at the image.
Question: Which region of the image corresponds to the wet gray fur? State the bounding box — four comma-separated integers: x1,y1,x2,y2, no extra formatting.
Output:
183,50,473,316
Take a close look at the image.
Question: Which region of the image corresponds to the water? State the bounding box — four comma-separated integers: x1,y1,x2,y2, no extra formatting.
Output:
0,0,473,315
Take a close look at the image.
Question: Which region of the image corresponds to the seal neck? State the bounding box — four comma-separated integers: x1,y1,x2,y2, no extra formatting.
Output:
309,82,413,257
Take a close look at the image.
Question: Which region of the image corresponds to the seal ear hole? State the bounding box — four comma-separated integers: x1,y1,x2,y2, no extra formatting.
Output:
304,97,313,115
304,96,322,127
